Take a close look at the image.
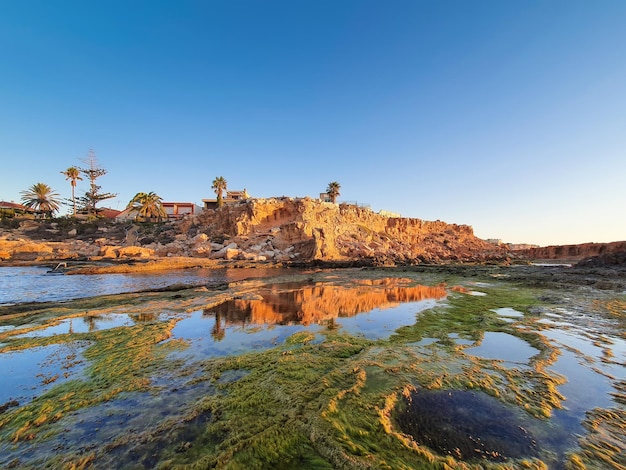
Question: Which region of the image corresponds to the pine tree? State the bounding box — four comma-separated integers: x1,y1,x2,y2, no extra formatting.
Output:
78,149,117,216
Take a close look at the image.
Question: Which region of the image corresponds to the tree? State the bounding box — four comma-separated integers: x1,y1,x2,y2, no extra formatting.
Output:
126,192,167,221
20,183,61,218
61,166,83,217
326,181,341,203
79,149,117,216
212,176,228,208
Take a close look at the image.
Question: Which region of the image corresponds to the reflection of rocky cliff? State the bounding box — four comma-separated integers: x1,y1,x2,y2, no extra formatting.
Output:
204,279,447,327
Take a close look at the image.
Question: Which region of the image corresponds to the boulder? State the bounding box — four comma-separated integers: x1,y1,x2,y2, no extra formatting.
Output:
117,246,154,258
224,248,240,260
100,246,121,258
191,233,209,245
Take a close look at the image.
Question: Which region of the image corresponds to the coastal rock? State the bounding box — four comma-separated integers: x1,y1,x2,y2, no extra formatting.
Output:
224,248,239,260
576,251,626,268
100,245,155,258
0,239,55,261
191,233,208,245
19,220,40,231
100,246,120,258
118,246,154,258
155,243,187,257
514,241,626,261
0,198,511,265
192,198,504,264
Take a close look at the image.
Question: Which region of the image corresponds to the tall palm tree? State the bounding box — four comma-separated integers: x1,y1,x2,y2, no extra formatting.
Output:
126,192,167,221
20,183,61,218
326,181,341,203
212,176,228,208
61,166,83,216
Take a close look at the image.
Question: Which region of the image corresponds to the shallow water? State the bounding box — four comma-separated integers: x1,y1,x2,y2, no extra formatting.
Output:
493,307,524,318
0,266,290,305
169,309,325,360
464,332,540,366
0,342,88,404
0,270,624,469
15,314,136,337
0,280,448,404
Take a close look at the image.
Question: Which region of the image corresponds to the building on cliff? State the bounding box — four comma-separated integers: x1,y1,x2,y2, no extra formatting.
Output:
162,202,203,219
0,201,33,218
115,202,201,221
203,189,250,210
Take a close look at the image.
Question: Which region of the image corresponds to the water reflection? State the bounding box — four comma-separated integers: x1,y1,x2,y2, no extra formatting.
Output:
0,343,87,404
464,332,540,366
171,280,447,359
13,313,162,338
205,280,447,328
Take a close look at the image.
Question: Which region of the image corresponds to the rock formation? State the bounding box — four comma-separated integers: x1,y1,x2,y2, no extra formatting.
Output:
0,198,506,265
165,198,505,265
513,241,626,261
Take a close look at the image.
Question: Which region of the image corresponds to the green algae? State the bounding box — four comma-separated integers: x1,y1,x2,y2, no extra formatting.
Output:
0,319,185,445
0,268,623,469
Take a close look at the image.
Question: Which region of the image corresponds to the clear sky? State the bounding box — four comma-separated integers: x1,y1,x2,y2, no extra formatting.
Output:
1,1,625,246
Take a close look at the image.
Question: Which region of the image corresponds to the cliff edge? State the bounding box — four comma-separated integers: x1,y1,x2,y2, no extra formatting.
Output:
0,198,506,265
513,241,626,262
192,198,504,264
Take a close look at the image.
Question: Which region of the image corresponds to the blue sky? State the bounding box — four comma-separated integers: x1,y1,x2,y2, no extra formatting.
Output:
1,1,625,246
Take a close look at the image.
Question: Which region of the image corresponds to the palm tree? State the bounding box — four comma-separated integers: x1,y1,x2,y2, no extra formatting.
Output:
126,192,167,221
326,181,341,203
20,183,61,218
61,166,83,216
212,176,227,208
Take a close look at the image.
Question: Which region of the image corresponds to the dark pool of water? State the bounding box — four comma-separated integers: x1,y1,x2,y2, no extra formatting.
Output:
395,389,540,462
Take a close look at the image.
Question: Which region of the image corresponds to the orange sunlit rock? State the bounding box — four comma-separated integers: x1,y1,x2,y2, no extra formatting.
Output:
205,279,446,326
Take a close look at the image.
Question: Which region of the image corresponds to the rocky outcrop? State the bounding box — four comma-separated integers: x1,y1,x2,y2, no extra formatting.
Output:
575,251,626,268
0,198,507,265
513,241,626,261
0,239,55,261
172,198,504,265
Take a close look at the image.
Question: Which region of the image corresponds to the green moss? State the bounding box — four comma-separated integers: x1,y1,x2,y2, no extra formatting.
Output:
285,331,316,345
0,320,183,443
0,270,614,469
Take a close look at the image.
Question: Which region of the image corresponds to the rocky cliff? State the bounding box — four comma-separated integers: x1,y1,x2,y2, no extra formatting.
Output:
0,198,505,265
187,198,504,264
513,241,626,261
